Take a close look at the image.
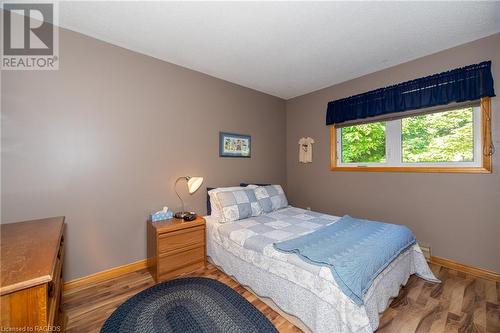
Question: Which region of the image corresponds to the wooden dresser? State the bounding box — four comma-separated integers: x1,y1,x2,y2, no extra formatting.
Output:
147,216,206,282
1,217,65,331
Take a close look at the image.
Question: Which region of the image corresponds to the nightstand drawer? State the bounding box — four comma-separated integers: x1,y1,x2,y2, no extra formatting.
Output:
158,225,204,254
158,245,205,279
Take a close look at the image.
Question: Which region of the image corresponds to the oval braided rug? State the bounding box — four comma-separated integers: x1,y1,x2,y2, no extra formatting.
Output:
101,277,278,333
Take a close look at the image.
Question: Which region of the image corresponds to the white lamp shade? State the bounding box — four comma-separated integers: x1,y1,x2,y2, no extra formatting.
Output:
187,177,204,194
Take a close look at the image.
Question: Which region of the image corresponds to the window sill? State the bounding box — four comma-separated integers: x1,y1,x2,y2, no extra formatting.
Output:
330,166,491,174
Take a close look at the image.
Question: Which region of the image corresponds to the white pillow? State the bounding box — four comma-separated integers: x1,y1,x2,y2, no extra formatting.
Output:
209,185,258,222
254,185,288,213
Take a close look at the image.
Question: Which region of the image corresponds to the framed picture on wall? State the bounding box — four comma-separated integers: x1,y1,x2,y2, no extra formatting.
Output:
219,132,251,158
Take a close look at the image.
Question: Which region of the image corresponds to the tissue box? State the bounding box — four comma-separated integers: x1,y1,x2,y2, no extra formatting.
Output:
151,210,174,222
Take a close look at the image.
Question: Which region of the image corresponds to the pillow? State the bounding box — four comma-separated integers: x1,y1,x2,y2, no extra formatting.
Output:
207,186,243,217
240,183,270,187
206,186,242,215
254,185,288,213
209,187,262,223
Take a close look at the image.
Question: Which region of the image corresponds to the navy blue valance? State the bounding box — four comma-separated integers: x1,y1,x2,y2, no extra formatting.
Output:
326,61,495,125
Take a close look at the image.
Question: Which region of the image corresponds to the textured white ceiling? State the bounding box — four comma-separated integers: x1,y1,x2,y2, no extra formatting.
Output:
59,1,500,99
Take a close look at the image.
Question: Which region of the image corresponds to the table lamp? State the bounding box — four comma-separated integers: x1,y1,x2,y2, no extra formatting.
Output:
174,176,203,219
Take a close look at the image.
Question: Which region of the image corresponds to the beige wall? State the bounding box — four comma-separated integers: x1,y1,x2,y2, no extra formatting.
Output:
1,29,286,280
2,27,498,281
286,33,500,272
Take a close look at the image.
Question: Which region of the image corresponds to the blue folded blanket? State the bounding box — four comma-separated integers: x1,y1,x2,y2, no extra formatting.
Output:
273,215,416,305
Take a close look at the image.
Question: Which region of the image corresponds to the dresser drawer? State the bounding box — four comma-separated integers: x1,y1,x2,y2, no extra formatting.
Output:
47,236,64,325
158,245,204,280
158,225,204,254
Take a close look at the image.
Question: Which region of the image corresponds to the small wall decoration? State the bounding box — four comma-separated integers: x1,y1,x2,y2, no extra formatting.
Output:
298,136,314,163
219,132,251,158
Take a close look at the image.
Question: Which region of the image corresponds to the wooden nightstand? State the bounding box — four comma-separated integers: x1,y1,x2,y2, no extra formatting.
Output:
147,216,206,282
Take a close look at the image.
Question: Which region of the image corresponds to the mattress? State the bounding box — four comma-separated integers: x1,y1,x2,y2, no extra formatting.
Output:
205,206,438,333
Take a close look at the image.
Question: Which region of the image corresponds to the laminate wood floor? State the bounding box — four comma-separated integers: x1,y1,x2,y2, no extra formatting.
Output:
63,263,499,333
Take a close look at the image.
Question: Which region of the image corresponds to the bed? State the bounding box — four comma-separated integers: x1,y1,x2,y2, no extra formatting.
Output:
204,202,438,333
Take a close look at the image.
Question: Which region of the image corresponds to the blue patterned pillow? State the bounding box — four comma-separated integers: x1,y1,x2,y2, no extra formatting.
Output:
211,189,263,222
254,185,288,213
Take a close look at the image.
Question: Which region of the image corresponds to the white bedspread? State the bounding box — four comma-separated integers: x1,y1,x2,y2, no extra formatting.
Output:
205,207,438,333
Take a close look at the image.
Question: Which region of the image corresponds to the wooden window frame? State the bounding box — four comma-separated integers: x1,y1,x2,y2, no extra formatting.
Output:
330,97,492,174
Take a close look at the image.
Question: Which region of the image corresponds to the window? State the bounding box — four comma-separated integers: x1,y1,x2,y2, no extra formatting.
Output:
341,122,386,164
401,109,474,163
331,98,492,173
